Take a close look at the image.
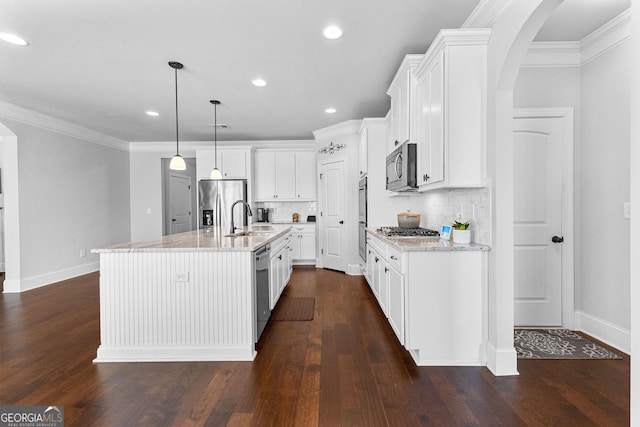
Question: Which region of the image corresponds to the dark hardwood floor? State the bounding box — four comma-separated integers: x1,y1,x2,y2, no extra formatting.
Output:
0,267,629,426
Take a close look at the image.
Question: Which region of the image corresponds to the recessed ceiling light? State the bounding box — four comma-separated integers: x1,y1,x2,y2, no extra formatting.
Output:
0,32,29,46
322,26,343,40
146,111,159,117
325,108,337,114
252,78,267,87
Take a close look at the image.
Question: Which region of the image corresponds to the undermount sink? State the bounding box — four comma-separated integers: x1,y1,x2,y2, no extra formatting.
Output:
224,231,272,238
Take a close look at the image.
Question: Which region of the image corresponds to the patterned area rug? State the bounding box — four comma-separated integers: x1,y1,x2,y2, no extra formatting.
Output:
515,329,621,359
271,297,315,321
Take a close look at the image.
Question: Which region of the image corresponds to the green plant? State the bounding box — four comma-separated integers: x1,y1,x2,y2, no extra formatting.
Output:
452,220,470,230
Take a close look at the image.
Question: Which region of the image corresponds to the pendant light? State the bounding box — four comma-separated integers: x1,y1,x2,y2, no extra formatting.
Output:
210,99,223,179
168,61,186,170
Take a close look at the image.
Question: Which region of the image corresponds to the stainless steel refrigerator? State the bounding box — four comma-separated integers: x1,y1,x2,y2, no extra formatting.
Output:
198,179,248,231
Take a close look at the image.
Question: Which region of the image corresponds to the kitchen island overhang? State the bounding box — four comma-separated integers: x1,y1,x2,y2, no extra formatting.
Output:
91,225,292,363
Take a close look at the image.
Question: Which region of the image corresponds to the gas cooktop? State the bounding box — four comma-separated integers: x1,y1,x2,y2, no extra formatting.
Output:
377,226,440,237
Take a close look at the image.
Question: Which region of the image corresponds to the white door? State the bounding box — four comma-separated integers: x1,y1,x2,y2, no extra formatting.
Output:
513,116,565,326
169,173,192,234
319,160,346,272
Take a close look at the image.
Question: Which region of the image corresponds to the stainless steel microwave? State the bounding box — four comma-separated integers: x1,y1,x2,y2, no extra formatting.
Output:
386,143,417,191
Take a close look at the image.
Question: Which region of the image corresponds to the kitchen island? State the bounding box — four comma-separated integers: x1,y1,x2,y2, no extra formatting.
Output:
91,225,292,363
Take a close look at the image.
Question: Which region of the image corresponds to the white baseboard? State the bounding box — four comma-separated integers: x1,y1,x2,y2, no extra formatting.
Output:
574,310,630,354
346,264,363,276
3,262,100,293
485,341,519,376
94,345,256,363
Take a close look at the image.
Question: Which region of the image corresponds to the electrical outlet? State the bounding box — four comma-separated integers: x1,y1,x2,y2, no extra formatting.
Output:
172,272,189,282
80,249,86,258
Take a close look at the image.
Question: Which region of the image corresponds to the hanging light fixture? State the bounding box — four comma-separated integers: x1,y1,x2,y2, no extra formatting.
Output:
168,61,186,170
210,99,223,179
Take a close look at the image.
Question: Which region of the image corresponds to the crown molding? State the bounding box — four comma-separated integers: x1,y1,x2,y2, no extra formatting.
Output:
522,8,630,68
0,101,129,151
521,42,581,68
580,8,631,65
462,0,511,29
312,120,361,141
128,139,314,153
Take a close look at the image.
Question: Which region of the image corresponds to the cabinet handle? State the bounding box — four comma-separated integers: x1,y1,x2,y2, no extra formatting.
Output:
384,267,389,273
375,257,379,263
278,255,282,260
394,139,399,146
390,255,398,260
423,174,430,182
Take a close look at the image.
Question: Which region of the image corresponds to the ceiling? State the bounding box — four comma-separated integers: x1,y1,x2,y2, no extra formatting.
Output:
0,0,630,143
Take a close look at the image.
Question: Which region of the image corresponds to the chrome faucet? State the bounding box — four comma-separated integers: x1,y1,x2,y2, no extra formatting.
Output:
230,200,253,234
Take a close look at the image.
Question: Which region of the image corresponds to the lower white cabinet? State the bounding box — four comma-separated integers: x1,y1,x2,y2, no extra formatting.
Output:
364,231,486,366
387,266,405,346
269,235,292,309
288,224,316,264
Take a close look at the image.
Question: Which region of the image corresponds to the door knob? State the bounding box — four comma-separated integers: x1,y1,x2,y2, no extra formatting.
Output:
552,236,564,243
172,219,176,222
339,220,344,224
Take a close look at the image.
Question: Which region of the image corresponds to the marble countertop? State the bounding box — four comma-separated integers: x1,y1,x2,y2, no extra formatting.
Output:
367,228,490,252
92,225,292,253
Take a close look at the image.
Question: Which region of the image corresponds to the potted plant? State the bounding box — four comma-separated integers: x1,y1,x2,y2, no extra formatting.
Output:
452,220,471,244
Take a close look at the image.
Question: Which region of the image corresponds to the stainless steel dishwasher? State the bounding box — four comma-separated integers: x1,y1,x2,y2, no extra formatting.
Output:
254,244,271,343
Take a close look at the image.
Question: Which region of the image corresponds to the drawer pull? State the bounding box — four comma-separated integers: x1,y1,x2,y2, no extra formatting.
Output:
390,255,398,260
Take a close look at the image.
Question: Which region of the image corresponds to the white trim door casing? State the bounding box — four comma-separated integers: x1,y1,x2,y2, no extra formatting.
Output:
513,108,574,329
318,159,347,272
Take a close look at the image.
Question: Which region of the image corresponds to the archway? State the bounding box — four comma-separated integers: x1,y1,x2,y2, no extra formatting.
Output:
465,0,564,375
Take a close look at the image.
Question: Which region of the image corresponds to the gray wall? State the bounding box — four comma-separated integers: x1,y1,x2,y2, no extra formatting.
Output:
1,117,131,290
514,42,630,332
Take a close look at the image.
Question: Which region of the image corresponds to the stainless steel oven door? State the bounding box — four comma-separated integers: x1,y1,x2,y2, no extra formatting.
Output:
358,221,366,261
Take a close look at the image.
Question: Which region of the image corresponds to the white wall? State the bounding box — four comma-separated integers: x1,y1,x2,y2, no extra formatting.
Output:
0,115,130,292
130,149,192,242
513,38,630,343
579,41,631,331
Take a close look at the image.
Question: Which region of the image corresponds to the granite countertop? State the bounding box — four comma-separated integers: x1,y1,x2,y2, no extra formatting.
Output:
367,228,491,252
92,225,292,253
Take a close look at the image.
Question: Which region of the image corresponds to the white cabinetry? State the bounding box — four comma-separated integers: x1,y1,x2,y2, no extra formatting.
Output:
254,150,316,201
386,55,422,154
413,29,490,190
364,231,486,365
358,126,368,177
288,224,316,265
195,148,250,180
269,234,292,309
294,151,316,200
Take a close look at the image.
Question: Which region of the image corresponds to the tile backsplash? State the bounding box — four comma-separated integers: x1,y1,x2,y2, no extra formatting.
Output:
407,187,490,245
254,201,317,223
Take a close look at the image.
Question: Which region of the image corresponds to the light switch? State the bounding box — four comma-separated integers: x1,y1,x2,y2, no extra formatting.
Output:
624,202,631,219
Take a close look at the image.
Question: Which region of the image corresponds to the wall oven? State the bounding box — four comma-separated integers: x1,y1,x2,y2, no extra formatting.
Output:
358,176,367,261
386,143,417,191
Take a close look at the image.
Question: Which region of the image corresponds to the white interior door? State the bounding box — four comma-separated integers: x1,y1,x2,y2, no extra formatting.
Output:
513,116,565,326
169,173,192,234
320,160,346,272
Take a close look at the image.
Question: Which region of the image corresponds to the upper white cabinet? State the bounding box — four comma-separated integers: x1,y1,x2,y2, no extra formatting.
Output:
254,150,316,201
358,125,368,177
294,151,316,200
413,29,490,190
195,148,250,180
220,150,248,178
386,55,423,154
